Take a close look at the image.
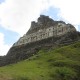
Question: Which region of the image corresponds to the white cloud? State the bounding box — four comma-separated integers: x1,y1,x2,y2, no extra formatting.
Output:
48,0,80,31
0,33,11,56
0,0,50,36
0,0,80,36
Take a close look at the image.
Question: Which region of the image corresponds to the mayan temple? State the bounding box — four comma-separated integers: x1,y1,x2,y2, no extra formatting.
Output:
0,15,80,66
13,15,76,46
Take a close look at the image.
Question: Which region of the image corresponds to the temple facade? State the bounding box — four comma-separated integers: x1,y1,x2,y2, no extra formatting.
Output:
13,15,76,46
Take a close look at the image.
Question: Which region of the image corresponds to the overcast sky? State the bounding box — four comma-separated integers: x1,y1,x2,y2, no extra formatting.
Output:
0,0,80,56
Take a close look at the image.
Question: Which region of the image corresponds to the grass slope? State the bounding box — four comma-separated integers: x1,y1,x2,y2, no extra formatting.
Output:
0,41,80,80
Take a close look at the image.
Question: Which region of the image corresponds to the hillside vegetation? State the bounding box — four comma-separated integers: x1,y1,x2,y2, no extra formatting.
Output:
0,41,80,80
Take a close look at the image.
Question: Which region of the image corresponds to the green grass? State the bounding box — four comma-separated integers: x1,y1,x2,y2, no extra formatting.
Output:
0,41,80,80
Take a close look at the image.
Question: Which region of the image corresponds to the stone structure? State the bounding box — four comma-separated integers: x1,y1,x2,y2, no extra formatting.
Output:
13,15,76,46
0,15,80,66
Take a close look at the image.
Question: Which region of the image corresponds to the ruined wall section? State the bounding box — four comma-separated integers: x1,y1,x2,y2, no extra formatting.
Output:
13,15,76,46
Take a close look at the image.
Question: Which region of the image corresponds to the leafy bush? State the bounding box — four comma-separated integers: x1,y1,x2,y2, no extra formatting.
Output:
51,60,80,68
50,67,78,80
72,42,80,48
13,76,30,80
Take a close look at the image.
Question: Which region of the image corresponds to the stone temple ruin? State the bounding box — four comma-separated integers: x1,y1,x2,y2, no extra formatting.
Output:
0,15,79,66
13,15,76,46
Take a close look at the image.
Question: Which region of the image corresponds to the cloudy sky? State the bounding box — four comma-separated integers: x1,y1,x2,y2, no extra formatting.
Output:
0,0,80,56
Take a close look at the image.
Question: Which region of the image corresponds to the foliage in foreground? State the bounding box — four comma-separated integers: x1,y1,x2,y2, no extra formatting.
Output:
0,41,80,80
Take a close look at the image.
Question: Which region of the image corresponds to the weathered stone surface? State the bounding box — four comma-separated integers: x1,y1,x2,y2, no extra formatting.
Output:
13,15,76,46
0,15,80,66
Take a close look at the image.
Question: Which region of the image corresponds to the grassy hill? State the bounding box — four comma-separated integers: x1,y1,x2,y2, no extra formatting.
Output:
0,41,80,80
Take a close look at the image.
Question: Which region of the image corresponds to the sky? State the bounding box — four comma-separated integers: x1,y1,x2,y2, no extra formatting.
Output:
0,0,80,56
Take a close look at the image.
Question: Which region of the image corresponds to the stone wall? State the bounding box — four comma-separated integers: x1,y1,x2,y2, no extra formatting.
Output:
13,22,76,46
0,15,79,66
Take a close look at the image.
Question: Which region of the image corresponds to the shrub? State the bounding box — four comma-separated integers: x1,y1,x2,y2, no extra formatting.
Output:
13,76,30,80
50,67,78,80
51,60,80,71
72,42,80,48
